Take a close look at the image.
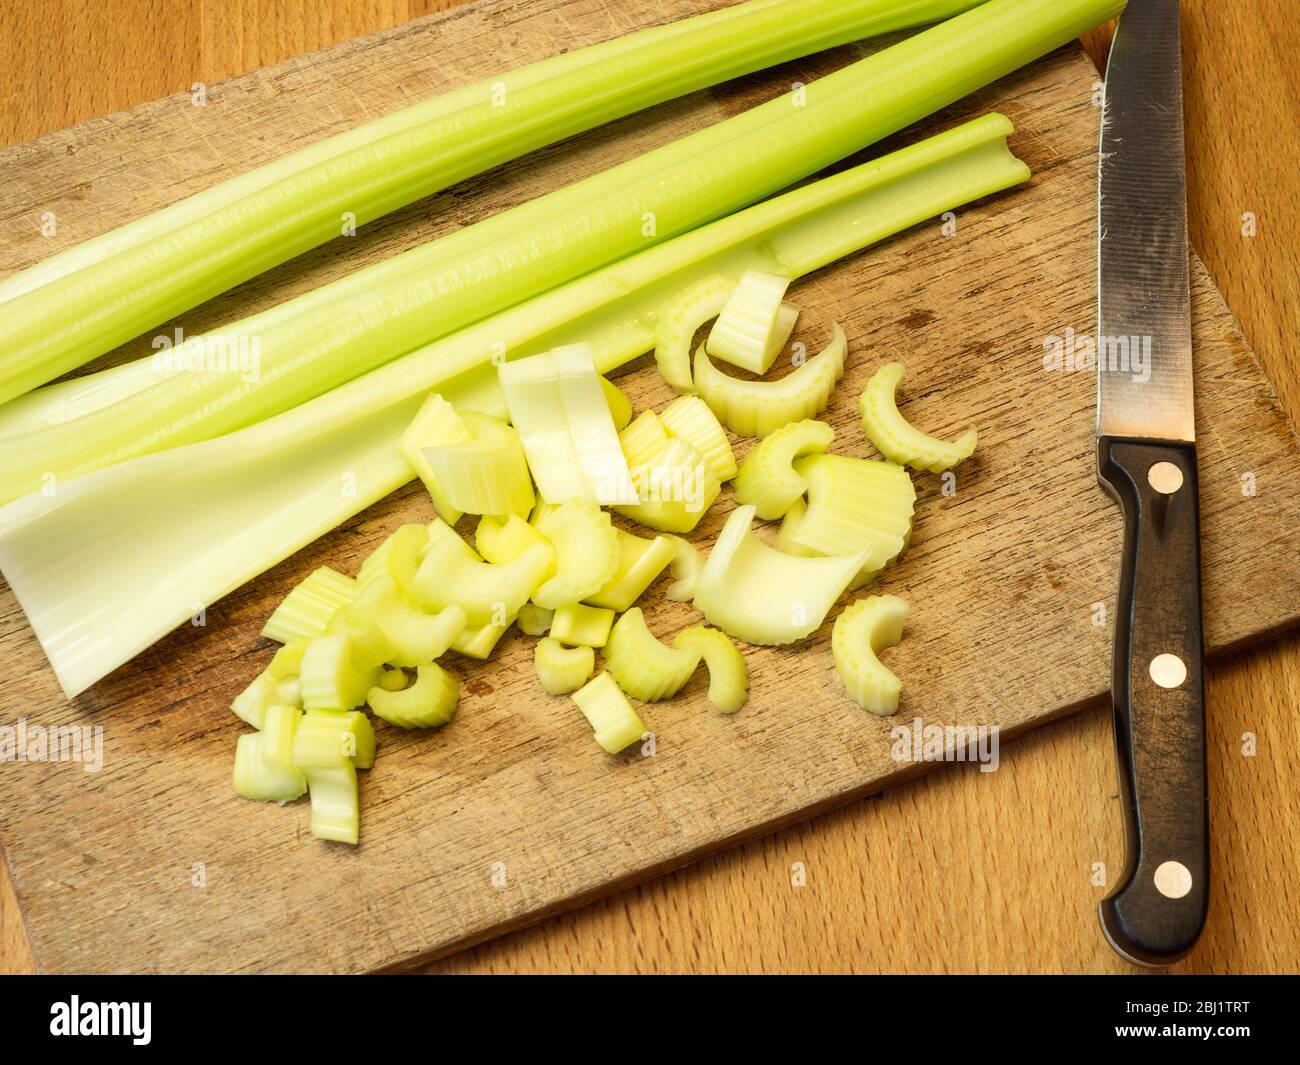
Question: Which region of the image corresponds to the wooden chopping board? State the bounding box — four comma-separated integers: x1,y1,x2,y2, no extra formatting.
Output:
2,0,1299,974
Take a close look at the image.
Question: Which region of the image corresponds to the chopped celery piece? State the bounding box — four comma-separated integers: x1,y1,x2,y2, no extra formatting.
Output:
517,604,555,637
619,412,672,471
585,530,675,612
267,639,311,681
374,667,409,693
299,635,377,712
694,323,847,438
325,604,399,671
571,672,648,754
291,711,377,770
233,733,307,803
658,396,737,482
357,523,430,594
733,419,835,519
422,412,536,518
549,603,616,648
706,270,796,374
532,501,621,611
675,627,749,714
784,454,916,581
615,439,721,534
832,595,909,715
774,498,818,558
449,619,513,660
413,522,552,626
859,362,978,472
535,638,596,696
693,505,868,646
305,764,359,845
600,377,634,432
476,514,554,573
261,567,356,644
603,608,701,702
260,704,303,768
367,663,458,729
398,394,469,525
0,114,1033,697
231,671,279,730
352,576,466,667
653,274,735,393
275,677,303,707
663,535,704,603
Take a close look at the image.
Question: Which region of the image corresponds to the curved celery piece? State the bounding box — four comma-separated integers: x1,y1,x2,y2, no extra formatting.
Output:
260,704,304,768
535,638,596,696
585,530,675,612
449,619,513,660
571,672,648,754
233,733,307,803
615,438,722,534
549,603,615,648
367,663,458,729
398,394,469,525
601,377,634,431
532,501,621,610
299,635,379,712
659,395,738,482
413,522,552,625
784,454,915,580
733,419,835,519
275,677,303,707
517,604,555,637
663,535,704,603
305,764,359,845
675,626,749,714
859,362,978,473
693,505,868,646
352,576,465,667
268,638,310,680
374,667,409,693
693,323,847,439
774,497,819,558
653,274,735,393
291,711,377,770
619,411,671,471
832,595,908,715
706,270,797,374
422,412,536,518
324,604,398,671
475,514,556,582
231,671,280,730
261,567,357,644
603,608,701,702
357,523,430,594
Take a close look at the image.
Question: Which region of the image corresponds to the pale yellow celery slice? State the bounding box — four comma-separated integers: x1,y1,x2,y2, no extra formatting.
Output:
498,355,583,502
600,376,634,431
398,394,468,524
231,672,280,729
733,418,835,519
674,626,748,714
413,522,552,626
267,639,310,680
706,270,795,374
274,677,303,707
292,710,377,769
305,764,359,845
261,567,357,644
233,733,307,803
615,438,721,534
774,498,819,558
351,575,466,667
374,667,409,693
535,638,596,696
832,594,908,715
663,535,704,602
693,323,847,439
325,604,399,670
422,411,535,517
585,530,674,612
784,454,915,578
556,346,639,504
658,395,737,481
653,274,735,393
367,663,458,729
357,523,429,593
549,603,615,648
603,608,701,702
532,501,620,610
261,704,304,768
619,412,671,471
859,362,978,472
475,514,556,582
299,635,378,712
571,672,648,754
517,604,555,637
693,504,868,645
449,620,514,660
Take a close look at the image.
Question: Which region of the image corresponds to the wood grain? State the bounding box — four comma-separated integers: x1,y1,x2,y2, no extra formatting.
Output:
1,0,1297,974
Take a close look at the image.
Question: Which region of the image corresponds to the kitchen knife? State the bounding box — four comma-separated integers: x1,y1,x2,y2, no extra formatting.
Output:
1095,0,1207,966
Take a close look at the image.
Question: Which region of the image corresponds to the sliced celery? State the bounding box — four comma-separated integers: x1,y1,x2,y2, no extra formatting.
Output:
367,663,458,729
397,395,469,525
305,764,360,845
600,377,634,432
261,567,357,644
355,523,428,595
260,704,303,768
517,604,555,637
233,733,307,804
615,439,722,534
603,608,701,702
534,638,596,696
585,530,675,612
570,672,648,755
449,620,514,660
267,639,311,681
324,604,399,670
619,412,672,472
706,270,796,374
532,501,621,611
675,627,749,714
299,635,377,712
291,710,377,770
733,419,835,519
653,274,736,393
231,671,280,730
353,575,467,667
413,522,551,626
475,514,555,575
663,535,705,603
832,595,909,715
421,412,535,518
374,667,409,693
658,396,738,482
859,362,979,472
549,603,616,648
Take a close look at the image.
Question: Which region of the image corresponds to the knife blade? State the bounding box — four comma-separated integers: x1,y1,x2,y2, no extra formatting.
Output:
1095,0,1208,966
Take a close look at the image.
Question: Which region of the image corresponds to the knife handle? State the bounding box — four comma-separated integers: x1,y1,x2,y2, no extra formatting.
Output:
1096,437,1208,966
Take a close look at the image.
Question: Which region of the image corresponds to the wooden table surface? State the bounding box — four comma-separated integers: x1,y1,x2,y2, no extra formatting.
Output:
1,0,1296,975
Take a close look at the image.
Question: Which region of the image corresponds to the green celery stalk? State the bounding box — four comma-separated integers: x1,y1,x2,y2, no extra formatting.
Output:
0,113,1030,697
0,0,1122,505
0,0,987,406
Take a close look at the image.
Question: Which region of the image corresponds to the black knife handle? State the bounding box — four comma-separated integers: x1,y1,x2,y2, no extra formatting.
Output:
1096,437,1208,966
